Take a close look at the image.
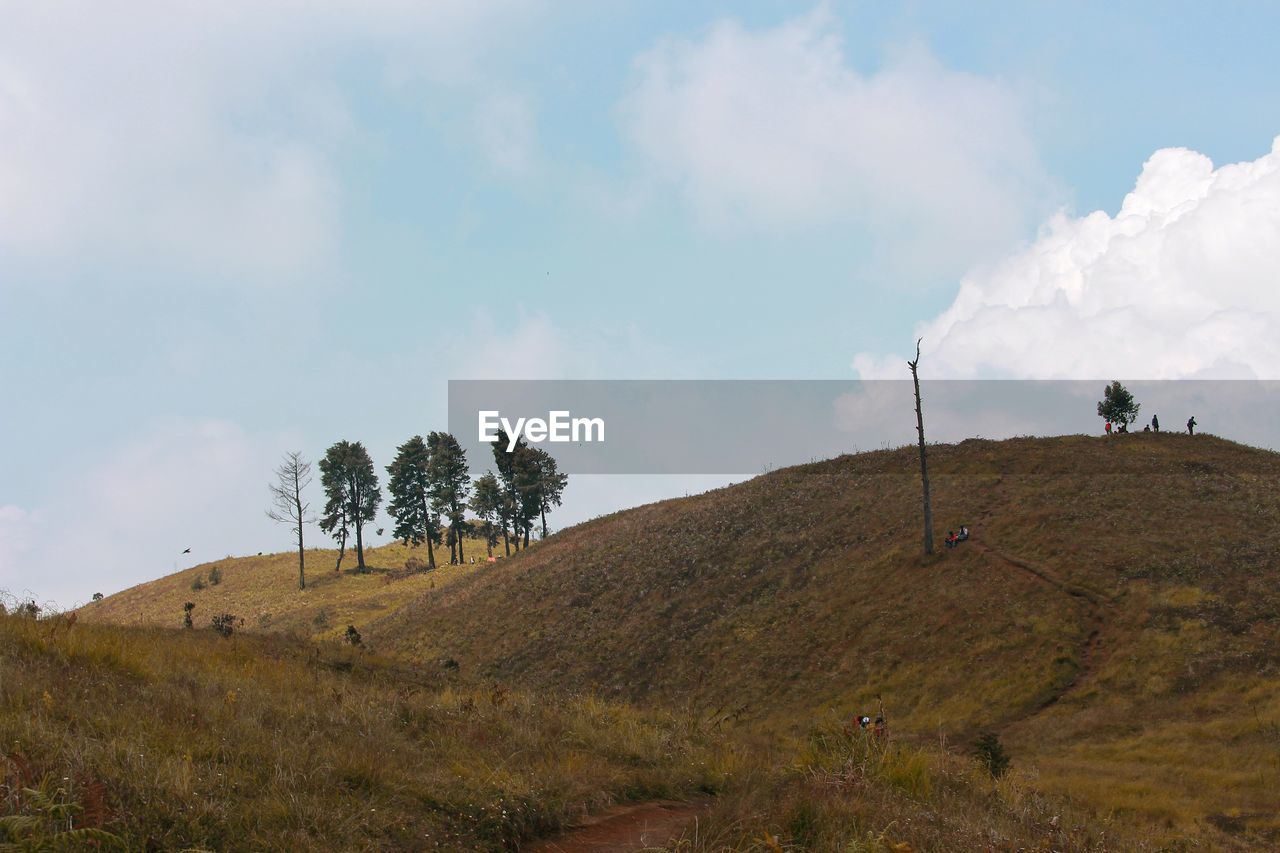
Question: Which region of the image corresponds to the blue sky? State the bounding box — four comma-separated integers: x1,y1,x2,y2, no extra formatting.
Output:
3,1,1279,605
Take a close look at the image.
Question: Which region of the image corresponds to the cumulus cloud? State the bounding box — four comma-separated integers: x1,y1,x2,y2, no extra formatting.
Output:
619,7,1051,272
0,0,540,283
853,138,1280,379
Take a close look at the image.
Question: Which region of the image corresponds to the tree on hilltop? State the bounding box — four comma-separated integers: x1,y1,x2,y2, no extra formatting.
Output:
267,451,314,590
525,448,567,540
469,472,505,558
1097,380,1140,427
386,436,439,570
319,440,382,573
492,429,528,554
428,432,471,564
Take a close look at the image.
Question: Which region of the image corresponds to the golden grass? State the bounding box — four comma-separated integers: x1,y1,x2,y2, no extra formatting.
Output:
366,434,1280,846
51,434,1280,847
0,611,723,850
80,538,491,641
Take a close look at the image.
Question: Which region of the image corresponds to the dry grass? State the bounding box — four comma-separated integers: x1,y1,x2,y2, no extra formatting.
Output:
52,434,1280,847
368,434,1280,846
81,538,491,641
0,610,725,850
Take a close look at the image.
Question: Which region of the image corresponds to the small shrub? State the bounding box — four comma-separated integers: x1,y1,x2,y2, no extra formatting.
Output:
974,732,1011,778
210,613,237,637
190,574,206,592
405,556,426,572
442,658,460,672
208,567,223,586
344,625,363,646
312,607,331,629
182,602,196,629
91,592,104,602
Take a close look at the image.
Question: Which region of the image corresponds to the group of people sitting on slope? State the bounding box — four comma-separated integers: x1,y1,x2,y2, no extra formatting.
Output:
1105,414,1198,435
855,714,888,739
944,525,970,549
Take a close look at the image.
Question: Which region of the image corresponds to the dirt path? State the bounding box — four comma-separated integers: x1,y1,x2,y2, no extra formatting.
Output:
528,800,705,853
969,538,1118,710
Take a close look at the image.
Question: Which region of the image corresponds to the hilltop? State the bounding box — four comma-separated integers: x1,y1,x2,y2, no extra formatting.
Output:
368,433,1280,843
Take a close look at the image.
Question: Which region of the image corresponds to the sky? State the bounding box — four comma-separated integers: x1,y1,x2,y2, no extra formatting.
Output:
3,1,1280,606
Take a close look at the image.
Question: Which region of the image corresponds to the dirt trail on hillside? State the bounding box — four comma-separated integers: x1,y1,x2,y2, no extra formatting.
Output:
528,800,705,852
970,538,1119,711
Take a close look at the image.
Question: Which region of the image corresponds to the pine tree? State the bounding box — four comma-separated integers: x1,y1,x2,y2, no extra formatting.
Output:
428,432,471,564
319,440,382,573
469,472,504,557
385,436,438,570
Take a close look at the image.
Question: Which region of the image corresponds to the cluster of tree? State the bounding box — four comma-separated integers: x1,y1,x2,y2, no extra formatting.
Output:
470,430,568,557
267,431,568,584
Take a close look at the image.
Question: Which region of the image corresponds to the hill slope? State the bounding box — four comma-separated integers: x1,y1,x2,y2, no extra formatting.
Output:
0,611,721,850
82,538,489,640
370,434,1280,842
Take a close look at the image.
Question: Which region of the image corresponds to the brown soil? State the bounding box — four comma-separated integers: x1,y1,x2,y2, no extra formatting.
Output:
527,800,706,852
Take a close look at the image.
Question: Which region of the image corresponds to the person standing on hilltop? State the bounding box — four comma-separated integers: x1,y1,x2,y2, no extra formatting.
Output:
1152,414,1160,432
1105,421,1112,435
1188,416,1197,435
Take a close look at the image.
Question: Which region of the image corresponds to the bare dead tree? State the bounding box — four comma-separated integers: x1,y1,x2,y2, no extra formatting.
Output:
268,451,314,589
907,338,934,555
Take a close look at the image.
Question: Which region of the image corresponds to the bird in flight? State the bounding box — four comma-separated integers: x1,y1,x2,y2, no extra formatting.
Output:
182,548,191,554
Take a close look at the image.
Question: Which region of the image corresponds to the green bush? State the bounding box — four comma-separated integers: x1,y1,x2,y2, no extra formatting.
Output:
973,732,1010,778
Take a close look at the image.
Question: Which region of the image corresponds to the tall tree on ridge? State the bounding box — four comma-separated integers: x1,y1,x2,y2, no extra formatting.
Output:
385,435,438,570
319,440,382,573
267,451,314,590
526,448,568,539
428,432,471,564
469,472,504,558
492,429,528,554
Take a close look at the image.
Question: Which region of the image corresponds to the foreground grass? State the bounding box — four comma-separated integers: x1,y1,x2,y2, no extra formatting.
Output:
675,718,1167,852
0,612,723,850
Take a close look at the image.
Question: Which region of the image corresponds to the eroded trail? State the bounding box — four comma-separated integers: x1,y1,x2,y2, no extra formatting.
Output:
970,538,1118,711
528,801,705,852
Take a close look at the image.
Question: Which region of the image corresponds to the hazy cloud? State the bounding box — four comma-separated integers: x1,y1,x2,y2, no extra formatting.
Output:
620,7,1052,274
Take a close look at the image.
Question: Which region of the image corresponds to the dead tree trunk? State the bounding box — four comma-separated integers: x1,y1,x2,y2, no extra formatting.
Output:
908,338,934,555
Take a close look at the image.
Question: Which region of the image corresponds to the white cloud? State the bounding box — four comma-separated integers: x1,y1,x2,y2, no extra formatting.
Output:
0,419,290,608
854,137,1280,379
619,7,1051,272
448,311,700,380
0,0,540,283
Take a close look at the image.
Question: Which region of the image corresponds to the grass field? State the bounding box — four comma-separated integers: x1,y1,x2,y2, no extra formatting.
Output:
0,610,724,850
72,434,1280,848
368,434,1280,846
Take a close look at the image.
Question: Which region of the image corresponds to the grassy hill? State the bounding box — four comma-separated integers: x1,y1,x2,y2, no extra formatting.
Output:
366,433,1280,845
73,433,1280,846
0,611,723,850
82,538,492,641
1,609,1157,851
